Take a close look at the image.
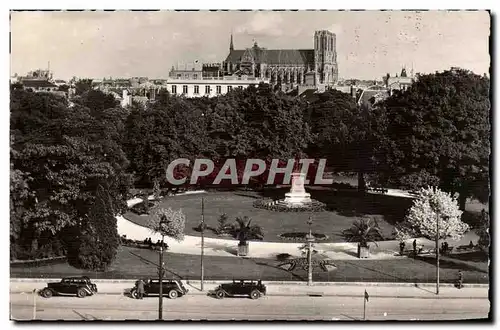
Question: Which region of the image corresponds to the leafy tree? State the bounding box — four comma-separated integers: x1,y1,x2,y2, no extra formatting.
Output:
147,207,186,241
74,78,93,96
306,90,384,191
342,217,383,247
10,90,131,265
231,216,264,244
476,209,490,253
68,185,120,270
378,69,490,209
394,186,468,241
153,178,161,201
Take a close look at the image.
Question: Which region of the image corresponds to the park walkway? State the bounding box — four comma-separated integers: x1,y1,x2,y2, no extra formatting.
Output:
117,192,479,261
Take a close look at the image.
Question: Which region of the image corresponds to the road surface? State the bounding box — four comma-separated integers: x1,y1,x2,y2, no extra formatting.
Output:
10,292,489,321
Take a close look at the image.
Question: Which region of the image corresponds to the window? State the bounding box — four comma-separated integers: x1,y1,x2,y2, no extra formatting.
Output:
177,74,181,78
194,85,199,94
171,85,177,94
238,86,243,89
183,85,188,94
205,85,210,94
227,86,232,92
216,85,221,94
193,74,198,79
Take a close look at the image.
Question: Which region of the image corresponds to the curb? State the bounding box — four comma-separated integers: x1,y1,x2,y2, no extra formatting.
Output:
10,291,488,300
10,278,489,288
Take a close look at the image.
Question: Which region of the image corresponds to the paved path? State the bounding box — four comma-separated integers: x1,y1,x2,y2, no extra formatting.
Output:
10,292,490,321
118,193,480,260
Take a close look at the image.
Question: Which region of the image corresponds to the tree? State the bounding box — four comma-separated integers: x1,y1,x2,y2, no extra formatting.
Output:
10,89,131,264
395,187,468,241
305,90,385,191
216,213,231,236
68,185,120,271
231,216,264,244
342,217,383,247
476,209,490,253
378,69,490,209
147,207,186,241
74,79,93,96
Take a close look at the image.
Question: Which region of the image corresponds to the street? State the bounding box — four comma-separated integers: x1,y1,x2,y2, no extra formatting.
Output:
10,292,489,321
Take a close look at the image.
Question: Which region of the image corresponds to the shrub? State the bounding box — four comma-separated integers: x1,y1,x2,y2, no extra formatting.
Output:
130,201,156,215
342,217,383,247
216,213,232,236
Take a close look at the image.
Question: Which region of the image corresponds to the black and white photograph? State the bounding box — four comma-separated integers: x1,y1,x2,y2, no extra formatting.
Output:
8,9,491,322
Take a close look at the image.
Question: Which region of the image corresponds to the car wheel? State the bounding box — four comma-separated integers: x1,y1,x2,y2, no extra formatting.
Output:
130,289,138,299
42,288,53,298
215,290,225,299
168,290,178,299
250,290,260,300
77,288,87,298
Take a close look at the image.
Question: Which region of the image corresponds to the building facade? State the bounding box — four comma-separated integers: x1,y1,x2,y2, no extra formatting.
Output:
221,30,338,90
165,76,270,98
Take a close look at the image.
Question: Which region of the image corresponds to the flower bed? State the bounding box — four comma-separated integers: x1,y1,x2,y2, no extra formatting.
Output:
277,232,329,241
129,201,157,215
253,199,326,212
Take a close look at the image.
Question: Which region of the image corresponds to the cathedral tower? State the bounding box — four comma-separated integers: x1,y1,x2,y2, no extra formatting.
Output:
314,30,338,86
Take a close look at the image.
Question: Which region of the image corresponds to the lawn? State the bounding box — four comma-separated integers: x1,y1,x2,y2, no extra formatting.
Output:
123,188,415,243
11,246,489,284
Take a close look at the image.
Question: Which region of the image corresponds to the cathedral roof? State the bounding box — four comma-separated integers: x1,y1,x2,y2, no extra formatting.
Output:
225,48,314,65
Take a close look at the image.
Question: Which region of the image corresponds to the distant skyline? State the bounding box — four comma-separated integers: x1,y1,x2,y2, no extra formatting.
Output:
10,10,490,81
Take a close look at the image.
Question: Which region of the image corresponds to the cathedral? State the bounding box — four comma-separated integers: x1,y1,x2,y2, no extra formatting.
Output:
222,30,338,88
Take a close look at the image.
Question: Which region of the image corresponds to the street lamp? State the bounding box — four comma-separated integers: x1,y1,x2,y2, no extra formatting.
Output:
306,215,315,286
158,216,167,320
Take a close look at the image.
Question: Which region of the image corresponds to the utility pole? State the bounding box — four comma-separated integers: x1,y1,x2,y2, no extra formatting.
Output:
306,215,314,286
158,216,167,320
201,197,205,291
436,213,440,295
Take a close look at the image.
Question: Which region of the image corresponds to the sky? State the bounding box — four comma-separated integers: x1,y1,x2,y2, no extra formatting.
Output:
10,10,491,81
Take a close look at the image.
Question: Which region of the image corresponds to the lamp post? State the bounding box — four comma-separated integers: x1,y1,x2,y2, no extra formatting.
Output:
200,197,205,291
306,215,315,286
158,216,167,320
435,213,440,295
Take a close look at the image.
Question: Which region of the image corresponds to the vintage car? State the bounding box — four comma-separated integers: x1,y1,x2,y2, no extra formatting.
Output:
212,279,266,299
40,276,98,298
130,279,189,299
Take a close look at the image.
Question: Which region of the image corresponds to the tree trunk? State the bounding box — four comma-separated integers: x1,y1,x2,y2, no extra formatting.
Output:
357,171,366,192
458,192,467,211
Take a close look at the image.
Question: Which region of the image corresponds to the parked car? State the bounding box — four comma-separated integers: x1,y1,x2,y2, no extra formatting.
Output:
41,276,98,298
130,279,188,299
212,279,266,299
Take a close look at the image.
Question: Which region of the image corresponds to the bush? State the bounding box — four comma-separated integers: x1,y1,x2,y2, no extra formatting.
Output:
216,213,232,236
130,201,157,215
253,199,326,212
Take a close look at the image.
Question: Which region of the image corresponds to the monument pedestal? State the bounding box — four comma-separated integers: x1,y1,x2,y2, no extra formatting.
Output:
282,172,312,206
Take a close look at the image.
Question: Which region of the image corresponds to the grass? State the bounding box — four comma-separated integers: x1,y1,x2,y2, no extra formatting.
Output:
11,246,489,284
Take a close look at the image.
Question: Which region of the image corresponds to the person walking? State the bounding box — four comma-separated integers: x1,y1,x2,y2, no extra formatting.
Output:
137,278,145,299
399,241,406,256
412,239,417,257
457,270,464,289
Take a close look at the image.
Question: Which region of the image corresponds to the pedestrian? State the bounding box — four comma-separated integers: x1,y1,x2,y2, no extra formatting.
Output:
137,278,145,299
413,239,417,256
457,270,464,289
443,241,449,254
399,241,405,255
469,240,474,249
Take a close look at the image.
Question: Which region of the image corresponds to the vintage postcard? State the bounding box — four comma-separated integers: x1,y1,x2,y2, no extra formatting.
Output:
9,9,491,321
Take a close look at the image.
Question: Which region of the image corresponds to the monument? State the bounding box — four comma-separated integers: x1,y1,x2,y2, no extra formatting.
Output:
283,172,312,206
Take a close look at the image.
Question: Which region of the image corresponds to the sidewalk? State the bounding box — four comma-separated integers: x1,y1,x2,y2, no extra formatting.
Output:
10,279,489,299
